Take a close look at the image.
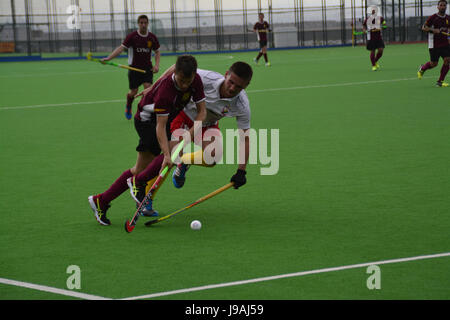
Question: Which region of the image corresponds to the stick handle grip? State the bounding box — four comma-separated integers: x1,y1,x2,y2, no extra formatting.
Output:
118,64,146,73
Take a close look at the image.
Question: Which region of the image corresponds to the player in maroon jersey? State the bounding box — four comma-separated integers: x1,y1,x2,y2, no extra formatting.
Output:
363,6,387,71
253,13,271,67
417,0,450,87
88,55,206,226
102,15,161,119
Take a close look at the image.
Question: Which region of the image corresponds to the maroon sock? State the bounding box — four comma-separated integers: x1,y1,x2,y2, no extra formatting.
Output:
370,51,376,66
256,52,263,61
97,169,133,207
126,93,135,109
421,61,433,72
263,53,268,62
375,51,383,62
135,154,164,185
438,64,449,82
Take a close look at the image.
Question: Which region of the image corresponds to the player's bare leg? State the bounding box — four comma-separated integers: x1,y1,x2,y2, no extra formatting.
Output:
437,56,450,87
418,60,438,79
88,151,155,225
262,46,270,67
254,50,263,64
370,50,377,71
173,133,222,189
374,48,383,69
125,88,139,120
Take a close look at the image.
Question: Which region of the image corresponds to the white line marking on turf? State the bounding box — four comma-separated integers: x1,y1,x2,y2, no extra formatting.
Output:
0,70,114,78
247,76,432,93
0,76,432,111
121,252,450,300
0,277,111,300
0,99,123,110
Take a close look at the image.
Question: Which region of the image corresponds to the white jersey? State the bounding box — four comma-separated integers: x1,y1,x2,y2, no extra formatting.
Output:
366,15,383,41
183,69,251,130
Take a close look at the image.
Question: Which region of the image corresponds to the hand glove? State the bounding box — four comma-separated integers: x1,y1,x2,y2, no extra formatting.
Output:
230,169,247,189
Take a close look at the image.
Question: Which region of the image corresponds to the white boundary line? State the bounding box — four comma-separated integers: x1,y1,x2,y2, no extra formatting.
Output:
0,252,448,299
0,99,123,110
0,76,432,111
121,252,450,300
0,277,111,300
247,76,431,93
0,70,116,79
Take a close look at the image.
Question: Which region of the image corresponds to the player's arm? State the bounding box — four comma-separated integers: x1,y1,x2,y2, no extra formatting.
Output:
230,129,250,189
422,21,441,34
238,130,250,172
102,45,125,62
362,19,367,33
153,49,160,73
188,100,206,140
156,114,173,171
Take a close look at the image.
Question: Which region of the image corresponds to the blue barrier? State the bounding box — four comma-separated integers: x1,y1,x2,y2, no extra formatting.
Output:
0,44,353,63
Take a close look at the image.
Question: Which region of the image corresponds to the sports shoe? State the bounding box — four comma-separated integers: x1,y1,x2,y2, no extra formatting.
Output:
125,106,132,120
253,58,258,64
265,62,271,67
140,198,159,217
417,66,424,79
172,163,190,189
371,65,377,71
375,63,380,70
435,81,449,87
88,195,111,226
127,176,146,204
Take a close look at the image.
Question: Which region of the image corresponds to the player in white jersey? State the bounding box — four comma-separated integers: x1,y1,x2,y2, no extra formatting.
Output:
172,62,253,190
135,61,253,195
363,6,387,71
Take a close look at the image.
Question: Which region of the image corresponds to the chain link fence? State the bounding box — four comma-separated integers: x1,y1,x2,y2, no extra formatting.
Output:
0,0,443,56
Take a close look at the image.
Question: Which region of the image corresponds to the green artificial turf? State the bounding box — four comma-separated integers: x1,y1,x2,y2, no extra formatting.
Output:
0,44,449,300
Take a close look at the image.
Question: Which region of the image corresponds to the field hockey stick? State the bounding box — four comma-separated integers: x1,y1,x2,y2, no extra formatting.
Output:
144,182,234,227
442,31,450,36
86,52,146,73
124,140,185,233
248,29,269,33
353,25,386,36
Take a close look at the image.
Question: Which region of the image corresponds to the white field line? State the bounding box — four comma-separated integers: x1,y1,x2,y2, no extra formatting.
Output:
121,252,450,300
247,76,431,93
0,99,123,110
0,76,432,111
0,252,448,300
0,277,111,300
0,70,115,78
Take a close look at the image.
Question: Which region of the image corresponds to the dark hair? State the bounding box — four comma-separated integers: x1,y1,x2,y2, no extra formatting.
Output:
175,55,198,77
438,0,447,4
259,13,264,18
229,61,253,82
137,15,149,23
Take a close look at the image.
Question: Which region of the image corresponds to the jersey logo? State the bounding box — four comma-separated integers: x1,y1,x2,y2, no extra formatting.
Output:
182,92,191,102
147,40,152,48
221,106,229,115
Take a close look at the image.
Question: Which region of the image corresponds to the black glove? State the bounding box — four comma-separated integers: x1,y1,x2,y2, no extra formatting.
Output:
230,169,247,189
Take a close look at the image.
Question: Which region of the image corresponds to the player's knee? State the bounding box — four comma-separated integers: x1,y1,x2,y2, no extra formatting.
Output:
129,88,139,95
430,61,438,68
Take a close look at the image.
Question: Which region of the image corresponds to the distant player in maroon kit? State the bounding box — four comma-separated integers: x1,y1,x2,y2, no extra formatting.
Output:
363,6,387,71
253,13,271,67
102,15,161,119
88,55,206,226
417,0,450,87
